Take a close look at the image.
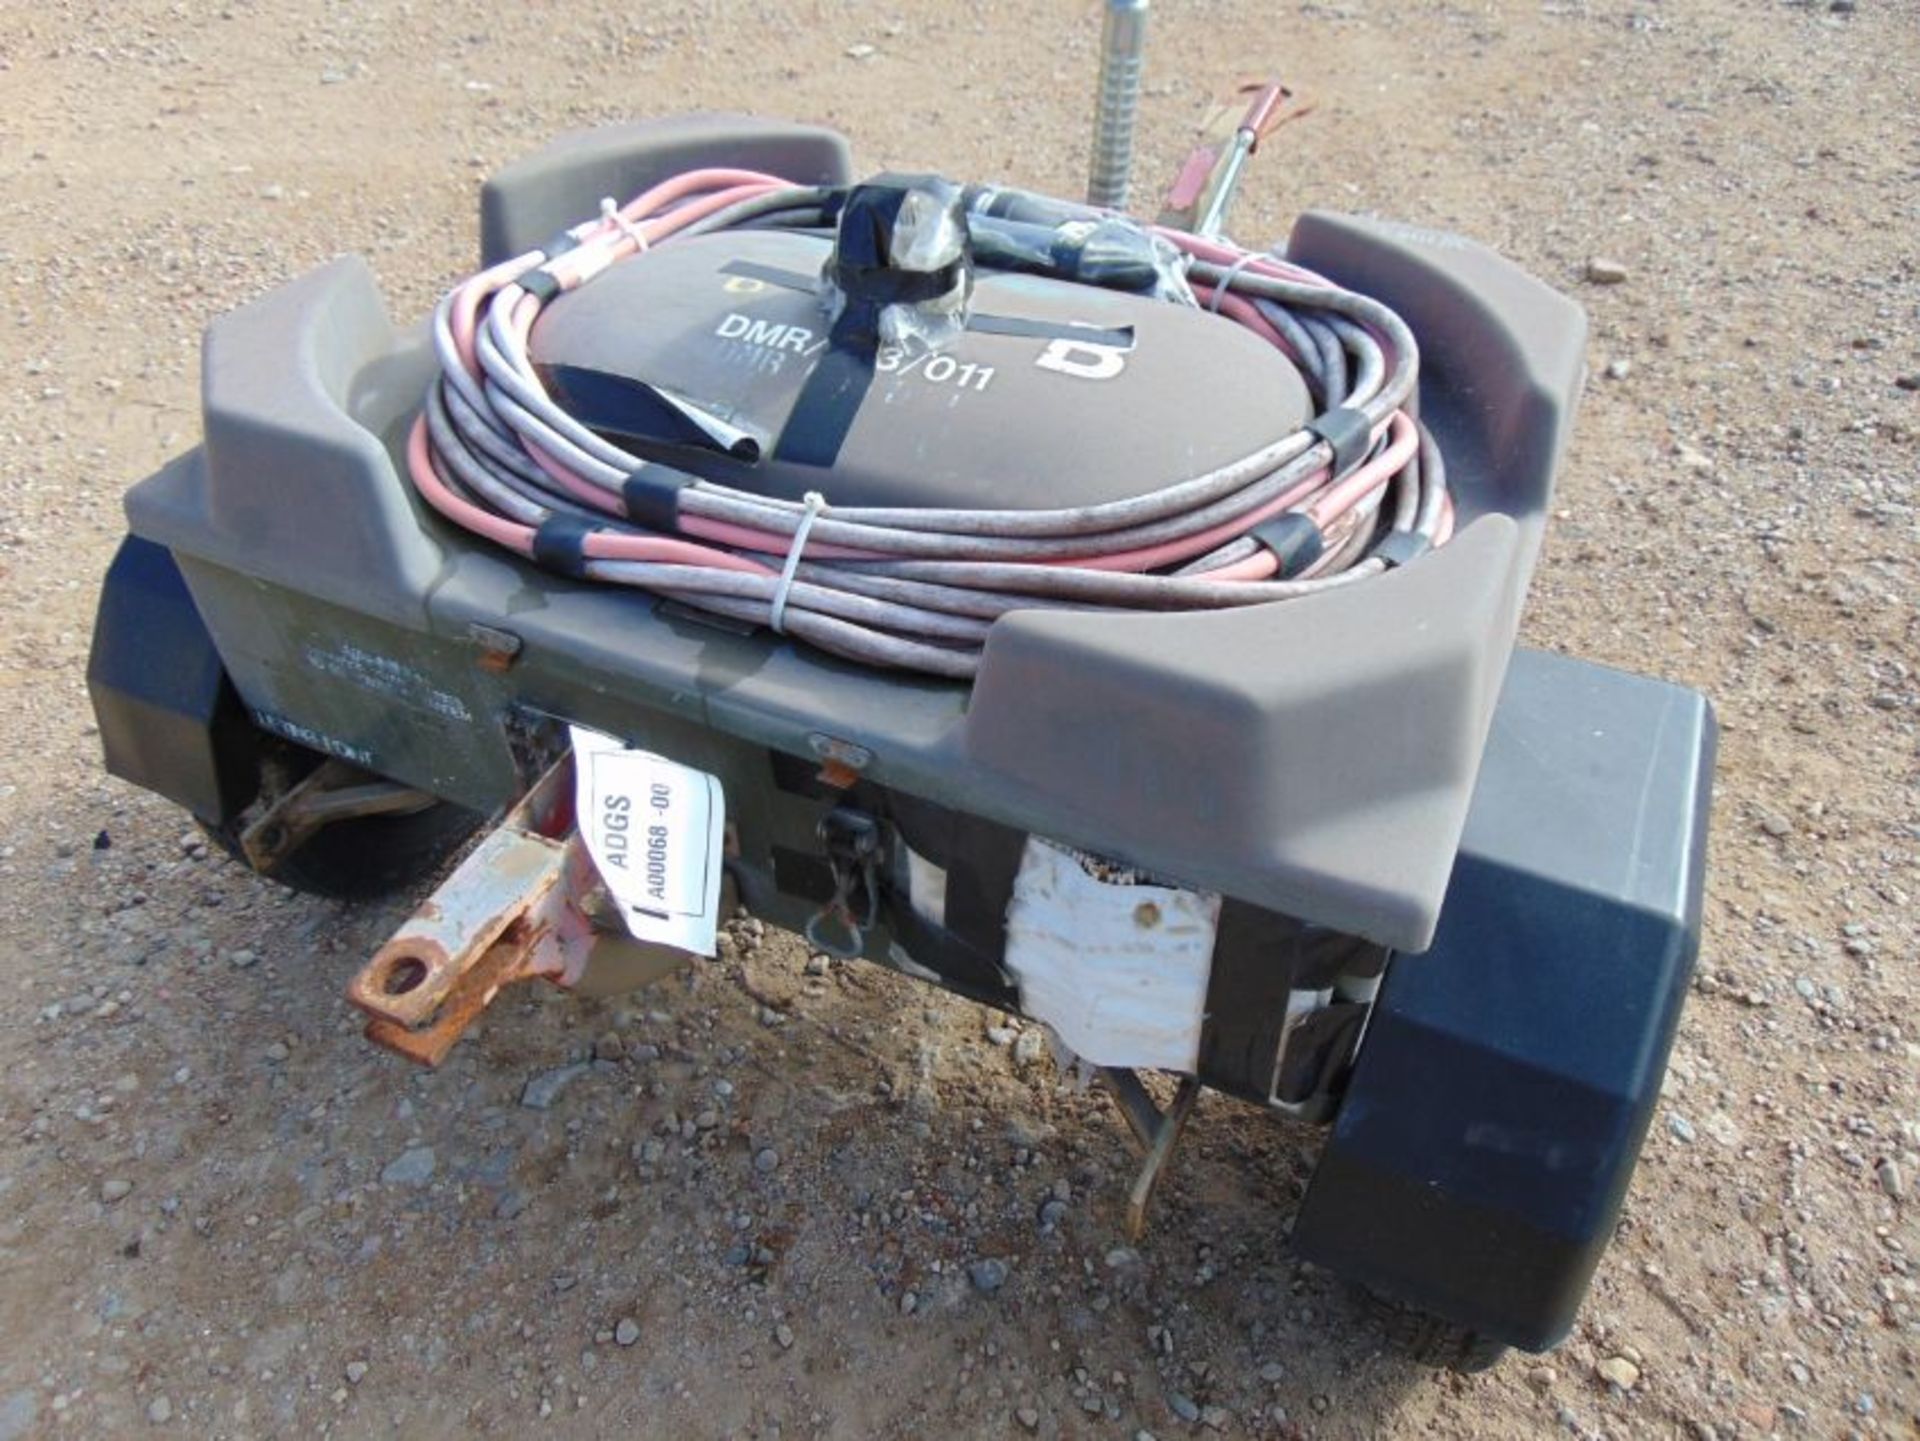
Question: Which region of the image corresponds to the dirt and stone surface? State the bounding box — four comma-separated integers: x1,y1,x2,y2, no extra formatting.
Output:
2,0,1918,1435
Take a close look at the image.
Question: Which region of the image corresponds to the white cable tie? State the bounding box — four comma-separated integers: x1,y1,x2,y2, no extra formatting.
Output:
769,491,828,635
599,196,649,253
1209,248,1266,313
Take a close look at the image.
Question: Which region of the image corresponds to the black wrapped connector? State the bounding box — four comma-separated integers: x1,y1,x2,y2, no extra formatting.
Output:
530,513,601,578
825,173,973,349
621,470,693,532
775,174,974,468
516,268,563,303
1308,406,1373,479
968,216,1170,293
1249,512,1326,578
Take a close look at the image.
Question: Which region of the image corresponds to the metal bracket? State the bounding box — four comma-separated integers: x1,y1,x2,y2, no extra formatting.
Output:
1158,78,1311,237
238,758,434,873
1101,1067,1204,1241
346,752,684,1065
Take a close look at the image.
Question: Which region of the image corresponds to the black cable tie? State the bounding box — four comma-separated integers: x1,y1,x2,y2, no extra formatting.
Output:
1306,406,1372,478
1248,512,1325,579
621,469,691,532
516,268,562,304
1372,530,1432,569
529,513,602,579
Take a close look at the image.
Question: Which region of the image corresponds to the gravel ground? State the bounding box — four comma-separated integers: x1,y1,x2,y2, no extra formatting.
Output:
1,0,1917,1437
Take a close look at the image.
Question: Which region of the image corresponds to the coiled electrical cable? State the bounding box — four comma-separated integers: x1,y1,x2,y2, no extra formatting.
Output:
408,167,1454,678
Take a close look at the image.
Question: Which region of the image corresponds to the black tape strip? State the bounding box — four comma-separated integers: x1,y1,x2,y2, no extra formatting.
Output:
1248,512,1325,579
715,258,1136,353
541,230,581,260
529,513,600,579
1372,530,1432,569
719,258,816,292
775,180,939,469
887,903,1019,1008
1307,405,1372,477
774,345,876,468
725,262,1062,344
832,259,967,309
1197,900,1301,1104
966,314,1135,348
718,262,1135,355
546,364,760,460
621,470,690,532
517,268,562,303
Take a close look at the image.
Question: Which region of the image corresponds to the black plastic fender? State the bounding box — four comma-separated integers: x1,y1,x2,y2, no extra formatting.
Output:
87,533,259,824
1293,649,1715,1352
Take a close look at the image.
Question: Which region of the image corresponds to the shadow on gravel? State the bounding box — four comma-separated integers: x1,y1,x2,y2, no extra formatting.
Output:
5,780,1451,1436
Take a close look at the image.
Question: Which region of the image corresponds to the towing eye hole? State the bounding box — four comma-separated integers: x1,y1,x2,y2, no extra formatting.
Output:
381,955,430,996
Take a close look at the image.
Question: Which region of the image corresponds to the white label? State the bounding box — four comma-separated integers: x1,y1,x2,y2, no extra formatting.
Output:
569,725,726,957
1003,838,1219,1072
1033,337,1128,381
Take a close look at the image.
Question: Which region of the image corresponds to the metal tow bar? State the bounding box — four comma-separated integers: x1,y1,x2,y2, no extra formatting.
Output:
346,753,685,1065
239,758,437,875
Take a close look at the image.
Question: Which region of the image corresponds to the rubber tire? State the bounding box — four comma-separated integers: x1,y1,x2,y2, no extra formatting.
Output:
199,738,479,900
1372,1297,1511,1374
